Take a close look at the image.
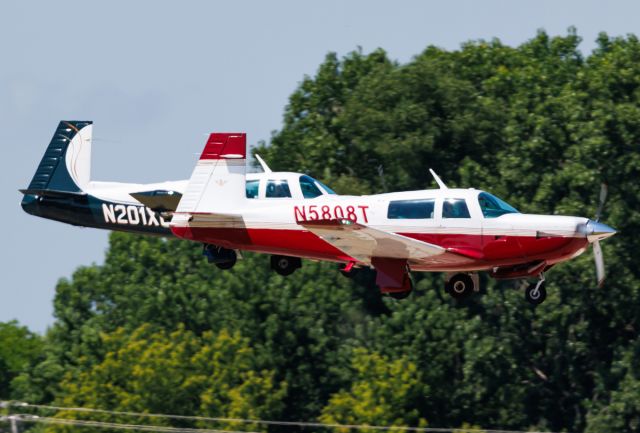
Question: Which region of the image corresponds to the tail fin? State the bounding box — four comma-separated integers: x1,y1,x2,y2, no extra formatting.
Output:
25,121,93,193
175,133,247,214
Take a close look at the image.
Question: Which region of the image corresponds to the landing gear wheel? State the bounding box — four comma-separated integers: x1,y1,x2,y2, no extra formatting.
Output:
215,252,237,270
203,244,237,270
385,274,414,300
446,274,474,299
525,281,547,305
271,255,301,276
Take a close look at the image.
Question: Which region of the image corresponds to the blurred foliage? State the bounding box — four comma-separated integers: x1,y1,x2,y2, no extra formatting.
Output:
0,321,43,399
6,30,640,432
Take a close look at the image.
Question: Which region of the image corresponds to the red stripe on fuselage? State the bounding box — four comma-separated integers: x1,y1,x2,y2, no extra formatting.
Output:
171,226,589,271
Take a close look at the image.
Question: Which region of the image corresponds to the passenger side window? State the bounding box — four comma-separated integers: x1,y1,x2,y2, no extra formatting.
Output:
442,198,470,218
266,180,292,198
387,199,435,219
245,180,260,199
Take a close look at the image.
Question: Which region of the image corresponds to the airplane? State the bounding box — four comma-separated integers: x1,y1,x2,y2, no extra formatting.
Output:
20,121,337,266
169,132,617,304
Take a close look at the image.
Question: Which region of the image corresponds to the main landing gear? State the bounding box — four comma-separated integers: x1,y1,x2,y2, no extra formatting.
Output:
444,273,480,300
203,244,237,270
271,255,302,276
524,274,547,305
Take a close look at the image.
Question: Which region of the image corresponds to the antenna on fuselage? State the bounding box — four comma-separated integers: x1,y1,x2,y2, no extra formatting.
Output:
429,168,448,189
255,154,272,173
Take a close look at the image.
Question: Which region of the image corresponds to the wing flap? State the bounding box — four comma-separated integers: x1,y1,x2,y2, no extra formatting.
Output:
300,219,446,265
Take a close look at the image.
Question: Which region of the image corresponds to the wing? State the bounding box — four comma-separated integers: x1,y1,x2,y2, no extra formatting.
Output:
300,219,475,267
130,190,182,212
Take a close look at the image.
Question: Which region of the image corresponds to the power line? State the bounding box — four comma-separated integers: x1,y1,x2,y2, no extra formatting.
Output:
10,414,259,433
3,401,570,433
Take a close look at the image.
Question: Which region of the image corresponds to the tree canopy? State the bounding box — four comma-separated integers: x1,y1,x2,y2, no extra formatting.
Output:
7,30,640,433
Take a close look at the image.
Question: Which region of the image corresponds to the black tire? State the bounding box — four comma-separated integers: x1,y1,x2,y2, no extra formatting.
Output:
271,255,301,276
446,274,474,299
214,249,237,270
525,282,547,305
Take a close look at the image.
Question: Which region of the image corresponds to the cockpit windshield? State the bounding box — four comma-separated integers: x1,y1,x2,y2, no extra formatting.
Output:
299,175,336,196
478,192,519,218
299,175,323,198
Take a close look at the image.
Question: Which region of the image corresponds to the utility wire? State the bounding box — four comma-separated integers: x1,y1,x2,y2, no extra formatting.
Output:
3,401,569,433
11,414,259,433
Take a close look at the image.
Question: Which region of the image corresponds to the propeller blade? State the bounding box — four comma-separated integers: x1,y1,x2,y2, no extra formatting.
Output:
595,183,608,222
593,240,605,287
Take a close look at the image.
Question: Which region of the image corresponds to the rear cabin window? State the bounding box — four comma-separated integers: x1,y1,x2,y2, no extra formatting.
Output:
387,199,435,219
266,180,292,198
246,180,260,199
442,198,471,218
299,175,323,198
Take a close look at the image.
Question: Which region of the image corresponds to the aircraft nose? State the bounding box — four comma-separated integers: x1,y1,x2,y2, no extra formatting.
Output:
584,220,617,242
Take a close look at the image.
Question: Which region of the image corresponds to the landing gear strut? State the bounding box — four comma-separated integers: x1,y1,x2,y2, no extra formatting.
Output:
271,255,302,276
203,244,237,270
339,261,359,279
524,274,547,305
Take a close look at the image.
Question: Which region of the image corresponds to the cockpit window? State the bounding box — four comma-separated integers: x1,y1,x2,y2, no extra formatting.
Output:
266,180,292,198
299,175,323,198
246,180,259,199
478,192,519,218
443,198,471,218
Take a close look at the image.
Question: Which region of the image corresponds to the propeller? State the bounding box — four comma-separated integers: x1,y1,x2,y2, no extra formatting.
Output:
593,183,608,287
595,183,608,222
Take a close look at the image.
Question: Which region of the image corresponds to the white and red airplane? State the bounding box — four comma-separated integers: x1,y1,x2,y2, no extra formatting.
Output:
20,121,338,268
170,133,616,304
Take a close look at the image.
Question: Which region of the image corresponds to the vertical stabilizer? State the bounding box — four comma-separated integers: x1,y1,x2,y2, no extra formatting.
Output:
175,133,247,214
27,121,93,192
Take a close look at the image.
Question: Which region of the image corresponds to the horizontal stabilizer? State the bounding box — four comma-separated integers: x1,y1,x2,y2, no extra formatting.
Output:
171,211,245,228
130,190,182,212
19,188,87,199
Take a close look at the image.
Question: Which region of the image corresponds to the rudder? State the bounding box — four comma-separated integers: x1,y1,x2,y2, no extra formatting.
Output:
27,120,93,193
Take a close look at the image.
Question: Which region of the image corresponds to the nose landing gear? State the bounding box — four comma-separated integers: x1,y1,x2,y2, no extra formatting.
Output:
524,274,547,305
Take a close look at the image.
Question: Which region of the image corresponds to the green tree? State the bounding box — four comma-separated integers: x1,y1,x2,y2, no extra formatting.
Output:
0,320,43,399
49,324,285,433
319,348,428,432
17,30,640,433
